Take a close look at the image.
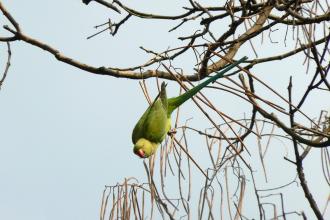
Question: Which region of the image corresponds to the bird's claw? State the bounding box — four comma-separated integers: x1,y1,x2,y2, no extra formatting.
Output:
168,129,177,136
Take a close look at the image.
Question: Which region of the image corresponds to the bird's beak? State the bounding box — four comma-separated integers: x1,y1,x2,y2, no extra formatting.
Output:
136,149,146,158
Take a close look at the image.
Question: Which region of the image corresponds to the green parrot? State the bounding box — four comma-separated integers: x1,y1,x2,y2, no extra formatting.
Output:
132,56,247,158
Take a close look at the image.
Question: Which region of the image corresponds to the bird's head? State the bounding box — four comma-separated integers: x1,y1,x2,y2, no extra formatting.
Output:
133,138,158,158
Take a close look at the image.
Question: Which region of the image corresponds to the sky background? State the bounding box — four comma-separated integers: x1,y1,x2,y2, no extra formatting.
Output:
0,1,329,219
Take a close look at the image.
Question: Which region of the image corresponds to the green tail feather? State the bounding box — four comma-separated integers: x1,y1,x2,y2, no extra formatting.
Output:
167,56,248,115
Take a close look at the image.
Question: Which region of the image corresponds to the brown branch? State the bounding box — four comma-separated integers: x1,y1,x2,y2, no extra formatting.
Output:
205,4,274,75
287,8,330,24
269,12,330,25
2,24,205,80
245,35,329,66
0,42,11,90
0,2,19,31
0,2,243,82
288,77,324,220
113,0,197,20
239,74,330,148
82,0,121,14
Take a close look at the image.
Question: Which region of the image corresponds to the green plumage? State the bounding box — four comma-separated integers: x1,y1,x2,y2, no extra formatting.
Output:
132,56,248,158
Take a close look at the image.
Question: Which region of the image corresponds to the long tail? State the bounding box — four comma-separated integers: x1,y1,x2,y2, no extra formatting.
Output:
167,56,248,115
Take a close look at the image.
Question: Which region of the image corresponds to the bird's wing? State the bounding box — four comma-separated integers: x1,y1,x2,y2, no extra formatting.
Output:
132,83,169,144
132,99,168,144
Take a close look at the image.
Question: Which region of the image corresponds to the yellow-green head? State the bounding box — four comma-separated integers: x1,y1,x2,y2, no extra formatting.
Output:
133,138,159,158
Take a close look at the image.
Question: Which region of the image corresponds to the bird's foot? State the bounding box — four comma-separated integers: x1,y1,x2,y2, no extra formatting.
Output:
168,129,177,137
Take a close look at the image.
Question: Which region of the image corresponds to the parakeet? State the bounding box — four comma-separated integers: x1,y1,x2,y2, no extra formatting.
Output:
132,56,247,158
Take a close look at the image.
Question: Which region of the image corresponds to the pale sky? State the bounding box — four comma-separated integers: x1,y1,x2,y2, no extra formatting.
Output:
0,1,329,220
